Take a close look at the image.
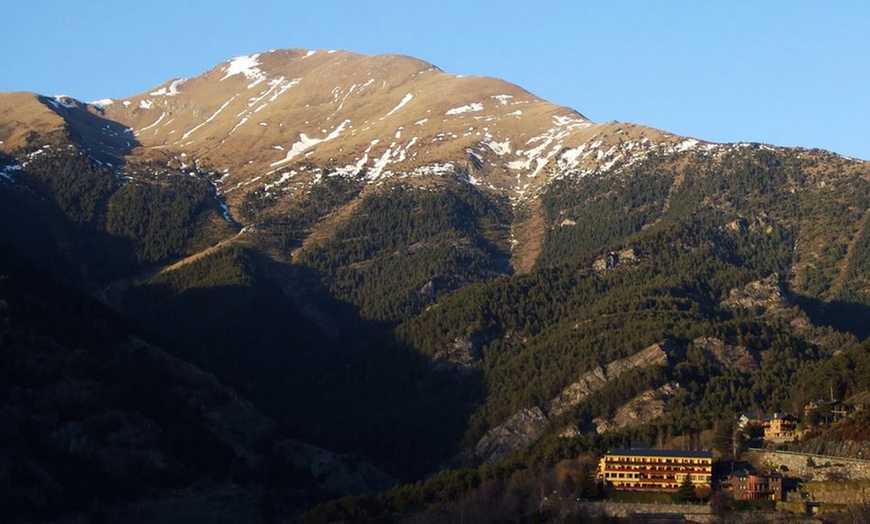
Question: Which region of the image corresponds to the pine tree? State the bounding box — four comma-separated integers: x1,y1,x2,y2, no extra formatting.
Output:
678,475,697,502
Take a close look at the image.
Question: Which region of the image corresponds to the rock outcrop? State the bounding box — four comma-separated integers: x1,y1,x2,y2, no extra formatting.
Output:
592,246,642,273
274,439,396,495
433,333,486,371
720,273,817,339
721,273,790,314
472,407,549,463
725,214,775,236
593,383,681,434
472,341,673,462
549,340,671,417
691,336,759,374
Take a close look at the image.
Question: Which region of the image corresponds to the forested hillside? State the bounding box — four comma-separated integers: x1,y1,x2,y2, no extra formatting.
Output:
1,53,869,521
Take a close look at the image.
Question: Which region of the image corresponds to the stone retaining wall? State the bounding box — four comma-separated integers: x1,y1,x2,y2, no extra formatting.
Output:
748,449,870,481
578,501,815,523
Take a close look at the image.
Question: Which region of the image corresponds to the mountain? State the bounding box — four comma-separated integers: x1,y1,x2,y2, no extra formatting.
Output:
1,49,700,276
60,49,658,193
2,48,870,521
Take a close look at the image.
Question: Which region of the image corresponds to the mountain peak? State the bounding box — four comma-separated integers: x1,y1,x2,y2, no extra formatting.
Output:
2,48,706,209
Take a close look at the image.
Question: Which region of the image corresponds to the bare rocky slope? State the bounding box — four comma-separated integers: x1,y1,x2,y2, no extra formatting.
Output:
82,49,684,198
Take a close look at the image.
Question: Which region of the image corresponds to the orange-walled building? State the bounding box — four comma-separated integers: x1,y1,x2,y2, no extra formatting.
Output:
597,449,713,491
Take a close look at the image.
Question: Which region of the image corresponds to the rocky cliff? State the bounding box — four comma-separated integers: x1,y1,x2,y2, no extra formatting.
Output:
548,340,672,417
471,341,673,462
593,383,681,434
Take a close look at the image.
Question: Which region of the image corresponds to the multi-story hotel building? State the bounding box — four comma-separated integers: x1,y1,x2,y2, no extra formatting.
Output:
597,448,713,491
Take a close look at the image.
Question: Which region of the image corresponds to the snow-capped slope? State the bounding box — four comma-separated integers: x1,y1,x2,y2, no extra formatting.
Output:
0,47,738,275
0,49,717,208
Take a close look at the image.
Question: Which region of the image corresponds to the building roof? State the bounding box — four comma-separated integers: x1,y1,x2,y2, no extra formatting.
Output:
740,412,769,423
730,469,781,479
605,448,712,459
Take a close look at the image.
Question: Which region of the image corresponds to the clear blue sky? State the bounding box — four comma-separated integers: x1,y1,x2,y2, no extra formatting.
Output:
2,1,868,159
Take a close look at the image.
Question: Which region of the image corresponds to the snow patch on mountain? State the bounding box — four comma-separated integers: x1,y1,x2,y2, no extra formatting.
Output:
272,135,326,167
558,145,586,168
460,168,482,186
199,176,234,222
0,163,21,183
506,115,595,179
384,93,414,118
270,119,351,168
264,170,296,192
554,116,587,129
150,79,186,97
226,77,300,135
331,139,379,177
47,95,77,109
446,103,484,115
268,77,301,103
367,144,396,179
362,134,423,180
674,138,699,152
234,77,303,121
485,136,511,156
328,83,359,118
181,95,238,140
139,112,168,134
222,54,267,88
228,117,250,136
411,163,455,177
492,95,513,106
19,145,55,168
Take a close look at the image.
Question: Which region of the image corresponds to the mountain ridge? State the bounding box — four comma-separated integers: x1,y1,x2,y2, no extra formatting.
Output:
1,47,731,276
1,49,716,206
